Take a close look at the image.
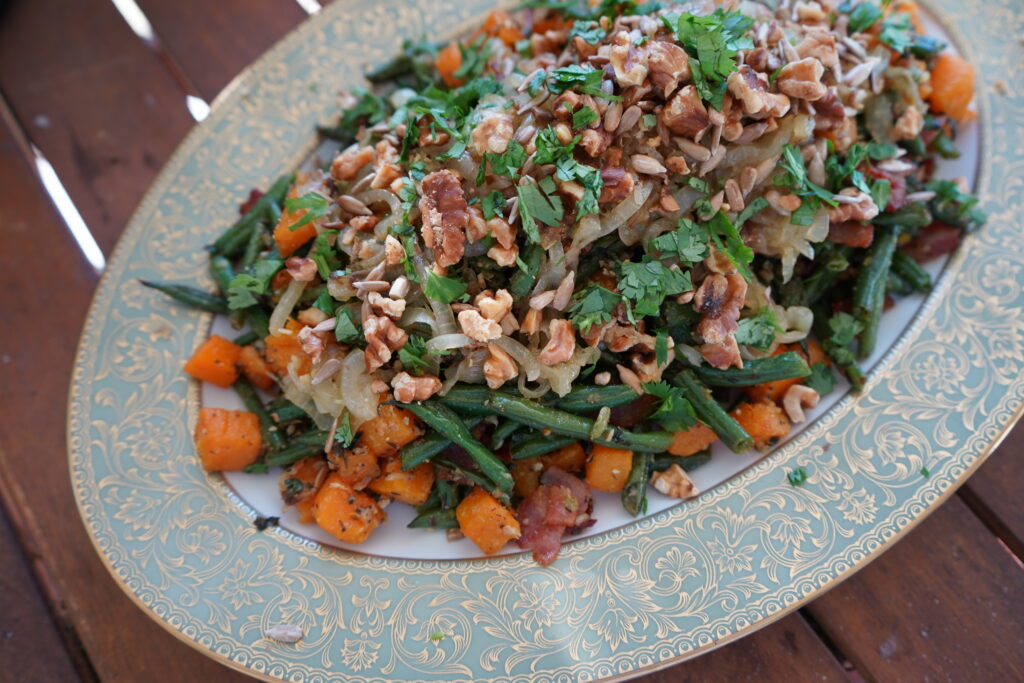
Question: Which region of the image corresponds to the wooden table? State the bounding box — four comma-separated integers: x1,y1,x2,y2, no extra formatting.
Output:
0,1,1020,681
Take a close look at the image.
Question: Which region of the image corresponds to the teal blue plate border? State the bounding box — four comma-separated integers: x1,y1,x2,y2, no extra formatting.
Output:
68,0,1024,680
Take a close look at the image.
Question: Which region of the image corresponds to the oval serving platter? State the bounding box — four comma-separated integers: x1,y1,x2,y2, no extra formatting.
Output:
68,0,1024,680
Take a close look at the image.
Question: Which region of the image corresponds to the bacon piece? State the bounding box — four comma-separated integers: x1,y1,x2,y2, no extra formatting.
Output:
419,169,468,267
864,166,907,212
516,467,593,566
902,221,962,263
828,221,874,248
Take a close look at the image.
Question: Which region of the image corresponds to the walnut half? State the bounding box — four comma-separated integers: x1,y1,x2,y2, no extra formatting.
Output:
650,464,699,499
391,372,443,403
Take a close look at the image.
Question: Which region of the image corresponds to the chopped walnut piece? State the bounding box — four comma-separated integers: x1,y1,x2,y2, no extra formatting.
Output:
660,85,710,137
364,315,408,371
539,319,575,365
471,110,515,155
296,326,326,363
727,66,791,117
694,272,747,369
892,106,925,141
609,31,649,87
384,235,404,265
458,309,502,342
650,464,698,499
476,288,513,321
828,189,879,222
367,291,406,319
330,145,374,181
647,40,690,98
783,384,819,423
579,128,613,157
285,256,318,282
598,167,635,204
812,89,846,130
604,324,656,353
297,306,328,327
349,215,378,232
531,29,567,56
776,58,827,101
466,206,488,242
370,163,401,190
419,169,468,268
484,342,519,389
521,307,543,335
486,217,515,248
796,28,838,67
552,91,581,119
391,372,443,403
488,244,518,267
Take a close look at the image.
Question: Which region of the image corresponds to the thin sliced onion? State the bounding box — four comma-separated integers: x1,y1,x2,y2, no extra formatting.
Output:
603,181,653,237
719,114,810,175
565,214,604,268
399,306,438,335
517,374,551,399
269,279,306,334
532,241,566,293
492,335,541,382
340,350,378,428
538,346,599,396
426,333,472,353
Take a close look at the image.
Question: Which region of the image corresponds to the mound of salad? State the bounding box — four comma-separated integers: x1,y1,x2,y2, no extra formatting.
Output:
145,0,984,565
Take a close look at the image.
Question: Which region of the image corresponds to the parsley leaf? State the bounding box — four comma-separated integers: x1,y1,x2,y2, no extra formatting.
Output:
619,260,691,317
569,285,621,332
572,105,599,129
517,176,564,243
398,335,432,374
920,466,930,477
650,218,709,265
227,258,282,310
533,128,603,216
312,290,334,315
705,211,754,278
568,21,606,44
926,179,986,230
481,190,506,220
335,410,355,448
734,309,780,349
643,381,697,432
310,230,340,280
666,10,753,108
480,140,526,182
548,65,622,100
334,307,362,344
804,361,836,396
655,330,670,366
454,36,492,81
424,270,468,303
824,312,863,366
847,1,882,32
321,87,390,142
787,467,808,487
878,13,915,53
283,192,331,230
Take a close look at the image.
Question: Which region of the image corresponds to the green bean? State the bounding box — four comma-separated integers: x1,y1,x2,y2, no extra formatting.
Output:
402,403,513,491
508,243,543,298
490,419,522,450
555,384,640,413
208,256,235,294
886,270,913,296
510,434,578,460
853,225,898,359
269,398,308,423
892,250,931,292
872,203,930,229
399,416,484,470
139,280,228,314
483,393,674,453
240,225,264,272
407,508,458,529
621,452,651,516
232,331,259,346
232,377,286,452
434,457,506,501
211,174,294,255
245,307,271,338
436,479,458,510
651,450,711,473
265,441,319,467
683,352,810,387
437,385,498,416
672,370,753,453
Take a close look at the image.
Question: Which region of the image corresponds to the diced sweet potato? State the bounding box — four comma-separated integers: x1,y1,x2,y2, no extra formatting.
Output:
584,445,633,493
730,401,791,450
294,496,317,524
456,488,521,555
264,320,312,377
194,407,262,471
184,335,241,388
313,473,385,544
272,186,318,257
279,455,329,505
512,458,542,499
435,41,463,88
238,344,276,391
369,456,435,506
667,422,718,457
327,445,381,489
357,404,424,458
928,53,976,122
542,442,586,473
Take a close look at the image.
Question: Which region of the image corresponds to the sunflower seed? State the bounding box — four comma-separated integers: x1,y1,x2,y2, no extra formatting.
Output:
673,136,712,161
631,154,667,175
725,179,745,213
338,194,371,215
616,105,642,135
603,101,622,131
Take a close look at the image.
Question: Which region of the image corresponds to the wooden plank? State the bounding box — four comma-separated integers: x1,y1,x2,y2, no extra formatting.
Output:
962,421,1024,553
0,106,251,683
136,0,308,101
0,0,195,252
0,509,81,683
636,613,848,682
806,495,1024,682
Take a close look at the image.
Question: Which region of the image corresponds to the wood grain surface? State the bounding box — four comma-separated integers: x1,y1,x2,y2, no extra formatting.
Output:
0,1,1019,681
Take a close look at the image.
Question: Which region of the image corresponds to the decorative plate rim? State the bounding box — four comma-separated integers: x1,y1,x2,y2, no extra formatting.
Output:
67,0,1024,680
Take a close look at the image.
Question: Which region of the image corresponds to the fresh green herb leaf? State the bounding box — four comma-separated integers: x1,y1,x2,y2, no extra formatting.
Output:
310,230,340,280
283,478,304,496
398,335,432,374
920,466,930,477
334,307,362,344
804,361,836,396
569,285,622,332
655,330,670,366
335,410,355,448
547,64,622,100
424,270,468,303
787,466,808,486
454,35,492,81
227,258,282,310
643,381,697,432
480,140,526,181
568,20,606,44
481,190,506,220
666,9,754,108
517,176,565,243
847,1,882,32
734,308,780,349
619,260,692,317
321,87,390,142
926,179,986,230
572,105,599,129
735,196,769,228
283,192,331,230
684,177,710,193
705,211,754,277
650,217,709,265
313,290,334,315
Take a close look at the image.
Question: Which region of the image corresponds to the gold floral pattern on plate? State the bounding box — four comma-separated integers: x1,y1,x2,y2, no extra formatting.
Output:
67,0,1024,680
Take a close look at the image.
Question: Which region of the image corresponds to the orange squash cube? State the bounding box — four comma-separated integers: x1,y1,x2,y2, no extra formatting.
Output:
194,407,262,471
368,456,435,506
313,472,385,544
584,445,633,493
456,488,521,555
184,335,242,388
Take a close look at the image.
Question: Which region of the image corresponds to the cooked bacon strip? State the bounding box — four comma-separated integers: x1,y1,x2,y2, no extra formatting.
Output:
516,467,593,566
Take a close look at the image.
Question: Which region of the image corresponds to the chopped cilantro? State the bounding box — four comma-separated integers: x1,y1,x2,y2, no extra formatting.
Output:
480,140,526,182
334,307,362,344
227,258,282,310
335,410,355,448
643,381,697,432
787,467,808,487
846,1,882,32
454,35,492,81
481,190,506,220
824,312,863,366
878,13,915,53
684,177,710,193
735,196,769,229
650,218,709,265
619,260,691,317
532,128,603,215
312,290,334,315
926,179,986,230
547,64,622,100
283,192,330,230
398,335,432,374
424,270,468,303
665,9,754,109
310,230,340,280
321,87,390,142
641,113,657,128
572,106,599,129
569,284,621,332
568,20,606,44
734,308,780,350
705,211,754,278
655,330,670,365
517,176,565,243
804,361,836,396
430,631,445,643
